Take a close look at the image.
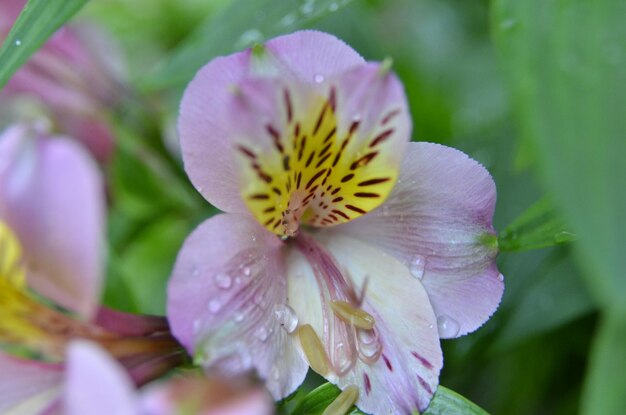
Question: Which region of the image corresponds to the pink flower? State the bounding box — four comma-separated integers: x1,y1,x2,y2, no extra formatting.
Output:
0,124,183,413
168,31,503,414
0,0,125,161
64,341,274,415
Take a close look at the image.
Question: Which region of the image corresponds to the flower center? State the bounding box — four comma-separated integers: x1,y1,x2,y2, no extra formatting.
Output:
236,86,401,238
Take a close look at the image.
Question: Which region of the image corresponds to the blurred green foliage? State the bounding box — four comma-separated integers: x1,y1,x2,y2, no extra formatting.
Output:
4,0,624,413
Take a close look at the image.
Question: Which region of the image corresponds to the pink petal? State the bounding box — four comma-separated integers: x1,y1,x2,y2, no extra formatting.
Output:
0,125,105,318
338,142,503,338
178,31,364,213
264,30,363,83
65,341,137,415
0,353,62,414
138,376,274,415
287,233,443,413
167,213,308,399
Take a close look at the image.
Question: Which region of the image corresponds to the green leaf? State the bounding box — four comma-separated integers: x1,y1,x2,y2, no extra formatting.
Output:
290,383,489,415
492,0,626,309
116,216,193,315
0,0,87,88
494,252,595,349
581,312,626,415
498,197,577,252
142,0,355,90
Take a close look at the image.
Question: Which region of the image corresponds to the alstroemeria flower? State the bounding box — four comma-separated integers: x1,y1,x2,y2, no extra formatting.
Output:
168,31,503,414
0,0,125,161
64,341,274,415
0,124,184,414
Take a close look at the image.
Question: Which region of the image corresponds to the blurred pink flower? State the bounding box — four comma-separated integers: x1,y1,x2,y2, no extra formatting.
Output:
168,30,503,414
0,124,183,414
64,341,274,415
0,0,126,162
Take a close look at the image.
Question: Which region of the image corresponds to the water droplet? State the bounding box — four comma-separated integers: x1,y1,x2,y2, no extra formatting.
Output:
299,0,315,15
271,365,280,380
241,266,251,277
235,277,242,285
236,29,264,49
409,255,426,279
281,13,296,27
14,39,21,46
215,273,232,289
255,325,269,342
328,2,339,11
234,312,244,323
192,319,202,334
274,304,298,333
208,299,221,313
314,73,325,83
254,292,266,308
500,18,517,30
497,273,504,282
251,235,257,242
437,315,460,338
352,113,362,122
428,324,434,329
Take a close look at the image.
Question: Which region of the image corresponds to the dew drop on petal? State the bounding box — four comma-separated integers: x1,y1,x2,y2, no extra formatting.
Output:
274,303,298,333
234,312,244,323
437,315,460,338
255,325,269,342
242,266,251,277
215,273,232,289
314,73,325,83
498,273,505,282
208,299,221,313
409,255,426,279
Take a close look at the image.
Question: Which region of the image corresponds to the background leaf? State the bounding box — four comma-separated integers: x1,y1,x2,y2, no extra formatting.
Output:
0,0,88,88
142,0,355,90
492,0,626,413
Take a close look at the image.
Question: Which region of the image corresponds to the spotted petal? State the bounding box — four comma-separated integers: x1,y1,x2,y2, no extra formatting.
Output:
167,213,308,399
339,142,502,338
287,233,442,414
179,30,364,213
0,125,105,318
228,62,410,237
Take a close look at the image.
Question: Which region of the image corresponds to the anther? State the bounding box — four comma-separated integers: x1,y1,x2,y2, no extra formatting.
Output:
322,385,359,415
330,300,375,330
298,324,329,376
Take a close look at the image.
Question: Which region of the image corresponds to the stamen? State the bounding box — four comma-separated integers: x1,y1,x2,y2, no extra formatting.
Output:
329,300,375,330
322,385,359,415
298,324,329,376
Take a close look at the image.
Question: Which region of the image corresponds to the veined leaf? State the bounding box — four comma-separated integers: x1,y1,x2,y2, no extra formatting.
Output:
0,0,87,88
498,197,577,252
142,0,355,91
290,382,489,415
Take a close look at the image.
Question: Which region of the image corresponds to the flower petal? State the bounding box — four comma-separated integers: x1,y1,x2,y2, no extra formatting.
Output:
0,353,62,414
167,213,308,399
0,125,105,318
338,141,502,338
287,233,443,414
178,31,363,213
65,341,137,415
